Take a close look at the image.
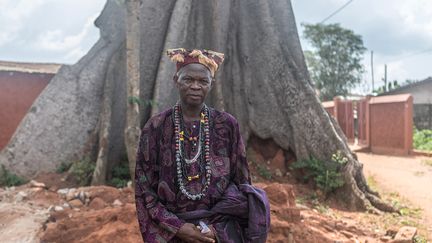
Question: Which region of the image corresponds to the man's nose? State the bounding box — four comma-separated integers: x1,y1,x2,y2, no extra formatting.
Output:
190,80,201,89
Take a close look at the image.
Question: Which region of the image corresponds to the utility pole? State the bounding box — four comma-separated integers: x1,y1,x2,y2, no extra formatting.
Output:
371,51,374,92
384,64,387,92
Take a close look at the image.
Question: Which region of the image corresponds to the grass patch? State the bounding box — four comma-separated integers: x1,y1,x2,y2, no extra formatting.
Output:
413,235,428,243
107,162,131,188
367,175,379,191
339,174,429,240
413,128,432,152
247,147,273,180
0,164,28,187
290,151,347,195
421,159,432,167
70,157,96,186
56,161,72,173
413,171,425,177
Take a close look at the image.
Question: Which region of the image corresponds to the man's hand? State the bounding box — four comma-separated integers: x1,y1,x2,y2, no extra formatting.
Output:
203,224,217,241
176,223,215,243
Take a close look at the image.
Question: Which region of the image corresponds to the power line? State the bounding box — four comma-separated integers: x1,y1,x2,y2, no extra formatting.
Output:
320,0,355,24
387,47,432,63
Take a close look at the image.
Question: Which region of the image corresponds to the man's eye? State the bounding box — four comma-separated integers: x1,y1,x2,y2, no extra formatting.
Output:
200,80,209,85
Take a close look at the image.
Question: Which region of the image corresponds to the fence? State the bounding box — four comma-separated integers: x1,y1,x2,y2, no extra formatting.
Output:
323,94,413,155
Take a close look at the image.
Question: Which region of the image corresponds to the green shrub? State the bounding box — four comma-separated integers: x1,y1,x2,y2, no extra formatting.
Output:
70,158,96,186
413,128,432,152
291,151,347,194
108,162,131,188
56,161,72,173
0,164,28,187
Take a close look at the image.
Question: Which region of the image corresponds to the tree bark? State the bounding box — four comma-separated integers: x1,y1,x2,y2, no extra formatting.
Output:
0,0,394,212
124,0,141,188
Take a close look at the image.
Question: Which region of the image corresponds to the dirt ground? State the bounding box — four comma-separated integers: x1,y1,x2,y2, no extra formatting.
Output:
358,152,432,238
1,150,430,242
0,171,385,243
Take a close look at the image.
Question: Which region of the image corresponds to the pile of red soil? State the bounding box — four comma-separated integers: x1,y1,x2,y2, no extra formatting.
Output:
32,176,376,242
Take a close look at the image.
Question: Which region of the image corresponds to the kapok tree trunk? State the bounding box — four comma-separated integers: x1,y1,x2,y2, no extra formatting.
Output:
123,0,141,188
0,0,393,212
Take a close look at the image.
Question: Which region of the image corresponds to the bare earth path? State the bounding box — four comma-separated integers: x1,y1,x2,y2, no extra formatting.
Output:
357,152,432,237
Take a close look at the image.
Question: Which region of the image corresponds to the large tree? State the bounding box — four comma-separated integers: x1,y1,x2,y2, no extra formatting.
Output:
303,23,366,101
0,0,392,212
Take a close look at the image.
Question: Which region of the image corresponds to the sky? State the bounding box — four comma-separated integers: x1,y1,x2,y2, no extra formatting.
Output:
0,0,431,94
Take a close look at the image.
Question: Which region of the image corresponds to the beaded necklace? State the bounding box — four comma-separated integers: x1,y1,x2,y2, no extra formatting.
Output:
174,102,211,201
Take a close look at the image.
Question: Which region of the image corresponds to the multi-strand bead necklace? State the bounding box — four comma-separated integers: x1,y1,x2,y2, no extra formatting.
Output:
173,102,211,201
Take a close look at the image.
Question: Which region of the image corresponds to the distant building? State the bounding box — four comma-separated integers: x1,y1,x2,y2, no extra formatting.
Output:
0,60,62,150
380,77,432,130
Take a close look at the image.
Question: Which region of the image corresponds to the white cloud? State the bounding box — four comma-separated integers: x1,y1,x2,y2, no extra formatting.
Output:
398,0,432,38
64,47,86,62
294,0,432,87
0,0,52,46
34,13,97,52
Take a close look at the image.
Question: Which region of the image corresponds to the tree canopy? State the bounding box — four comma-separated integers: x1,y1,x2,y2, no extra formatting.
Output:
303,23,366,101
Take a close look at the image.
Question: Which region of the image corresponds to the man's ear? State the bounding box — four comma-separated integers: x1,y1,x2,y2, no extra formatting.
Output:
173,73,179,84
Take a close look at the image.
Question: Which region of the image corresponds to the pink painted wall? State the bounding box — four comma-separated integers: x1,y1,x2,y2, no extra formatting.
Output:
0,71,54,149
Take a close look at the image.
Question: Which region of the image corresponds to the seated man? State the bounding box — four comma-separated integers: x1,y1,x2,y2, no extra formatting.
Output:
135,48,270,243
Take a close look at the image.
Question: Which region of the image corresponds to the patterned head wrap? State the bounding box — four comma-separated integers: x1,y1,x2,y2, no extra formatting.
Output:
166,48,225,77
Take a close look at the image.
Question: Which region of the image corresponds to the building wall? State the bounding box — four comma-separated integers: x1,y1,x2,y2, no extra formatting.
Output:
386,82,432,129
0,71,53,149
413,104,432,130
387,82,432,104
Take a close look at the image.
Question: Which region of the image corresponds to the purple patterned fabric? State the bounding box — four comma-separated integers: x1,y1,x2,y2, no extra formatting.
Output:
135,107,269,242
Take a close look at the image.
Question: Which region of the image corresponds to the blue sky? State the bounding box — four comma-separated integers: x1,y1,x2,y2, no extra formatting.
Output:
0,0,431,93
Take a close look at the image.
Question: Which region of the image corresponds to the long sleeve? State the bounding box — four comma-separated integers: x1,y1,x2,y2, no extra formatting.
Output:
230,118,252,185
135,119,185,242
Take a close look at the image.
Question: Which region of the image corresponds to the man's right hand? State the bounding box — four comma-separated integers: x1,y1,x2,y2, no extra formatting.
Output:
176,223,215,243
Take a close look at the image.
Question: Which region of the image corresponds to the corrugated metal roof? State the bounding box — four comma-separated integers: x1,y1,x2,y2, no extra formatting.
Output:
379,77,432,95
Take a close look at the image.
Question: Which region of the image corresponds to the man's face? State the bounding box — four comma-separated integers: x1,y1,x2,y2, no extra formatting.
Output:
175,63,213,107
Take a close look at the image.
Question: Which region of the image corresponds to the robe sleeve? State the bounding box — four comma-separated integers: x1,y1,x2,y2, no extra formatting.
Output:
135,119,185,242
230,118,252,185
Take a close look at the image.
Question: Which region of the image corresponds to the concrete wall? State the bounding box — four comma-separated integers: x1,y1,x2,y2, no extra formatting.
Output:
0,71,53,149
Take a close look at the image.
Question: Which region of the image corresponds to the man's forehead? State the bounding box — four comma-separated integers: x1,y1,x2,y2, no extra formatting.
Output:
177,64,212,77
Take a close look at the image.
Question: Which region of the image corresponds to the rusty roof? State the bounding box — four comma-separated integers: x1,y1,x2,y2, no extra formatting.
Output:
369,93,412,104
0,60,62,74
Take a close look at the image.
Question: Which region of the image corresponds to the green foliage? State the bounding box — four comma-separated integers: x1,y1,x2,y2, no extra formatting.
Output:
108,162,131,188
302,23,366,101
0,164,28,187
56,161,72,173
249,160,272,180
413,128,432,152
421,159,432,167
127,96,158,107
373,80,401,94
70,158,96,186
291,151,347,194
413,235,428,243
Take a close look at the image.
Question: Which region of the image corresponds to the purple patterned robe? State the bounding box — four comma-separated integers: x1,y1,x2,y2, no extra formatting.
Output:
135,107,269,243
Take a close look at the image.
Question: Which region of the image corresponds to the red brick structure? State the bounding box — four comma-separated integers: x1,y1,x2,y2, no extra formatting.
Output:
0,61,61,150
369,94,413,155
322,98,355,143
322,94,413,155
